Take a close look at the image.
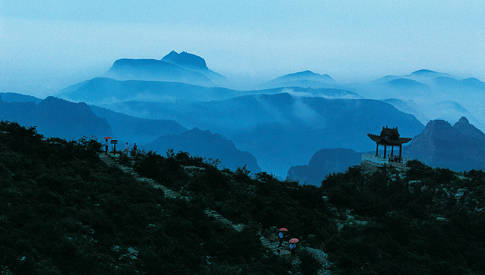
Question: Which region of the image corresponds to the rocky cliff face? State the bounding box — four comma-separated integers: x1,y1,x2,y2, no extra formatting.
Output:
406,117,485,171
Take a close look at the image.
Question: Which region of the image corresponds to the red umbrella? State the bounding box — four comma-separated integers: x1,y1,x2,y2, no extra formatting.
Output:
279,228,288,232
104,136,112,140
289,238,299,244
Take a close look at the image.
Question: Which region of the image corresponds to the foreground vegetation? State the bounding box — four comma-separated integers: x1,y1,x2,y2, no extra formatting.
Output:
0,122,287,274
1,121,485,274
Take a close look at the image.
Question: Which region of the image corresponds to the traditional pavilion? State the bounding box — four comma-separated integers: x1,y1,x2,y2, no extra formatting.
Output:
367,126,411,162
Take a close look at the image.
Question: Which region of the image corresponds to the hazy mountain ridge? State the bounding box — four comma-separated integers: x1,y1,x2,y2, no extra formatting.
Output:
145,128,261,172
104,92,423,176
0,92,42,103
265,70,336,88
0,92,187,144
0,96,111,139
350,69,485,132
383,98,474,125
90,106,187,144
59,77,358,104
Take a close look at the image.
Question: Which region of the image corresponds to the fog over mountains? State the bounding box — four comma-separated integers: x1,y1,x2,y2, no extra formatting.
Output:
3,50,485,179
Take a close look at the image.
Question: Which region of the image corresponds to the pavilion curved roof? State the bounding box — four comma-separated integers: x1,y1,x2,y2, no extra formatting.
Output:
367,126,412,145
368,134,411,145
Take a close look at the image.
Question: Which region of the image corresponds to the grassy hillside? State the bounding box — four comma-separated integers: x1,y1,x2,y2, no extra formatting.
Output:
1,121,485,274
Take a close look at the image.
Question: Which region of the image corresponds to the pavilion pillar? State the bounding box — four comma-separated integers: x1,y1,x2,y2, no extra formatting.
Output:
391,146,394,157
376,143,379,156
384,145,387,158
399,144,402,161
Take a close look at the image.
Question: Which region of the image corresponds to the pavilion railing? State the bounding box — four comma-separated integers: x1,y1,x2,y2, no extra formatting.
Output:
361,153,408,168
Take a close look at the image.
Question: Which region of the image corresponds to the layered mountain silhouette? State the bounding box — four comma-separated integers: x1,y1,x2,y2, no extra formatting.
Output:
59,77,358,104
406,117,485,171
384,98,472,125
0,96,111,139
106,51,224,85
287,148,362,186
145,128,261,172
266,70,335,88
107,93,423,176
60,77,242,103
0,92,41,103
90,106,186,143
0,92,186,143
371,69,485,95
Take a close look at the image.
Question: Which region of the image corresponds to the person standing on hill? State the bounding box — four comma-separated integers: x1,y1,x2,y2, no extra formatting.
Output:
278,228,288,247
288,238,299,256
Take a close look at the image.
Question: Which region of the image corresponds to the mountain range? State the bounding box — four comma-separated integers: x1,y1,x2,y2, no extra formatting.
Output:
0,92,260,172
12,50,485,178
100,92,423,176
60,77,358,105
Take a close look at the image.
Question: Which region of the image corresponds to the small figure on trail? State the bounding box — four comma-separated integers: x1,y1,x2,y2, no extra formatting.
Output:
289,238,299,256
278,228,288,247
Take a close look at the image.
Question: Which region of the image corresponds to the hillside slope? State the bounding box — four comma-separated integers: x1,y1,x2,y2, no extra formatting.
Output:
2,122,484,274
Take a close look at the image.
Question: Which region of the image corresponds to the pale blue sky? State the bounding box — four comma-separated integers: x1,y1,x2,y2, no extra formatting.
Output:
1,0,485,95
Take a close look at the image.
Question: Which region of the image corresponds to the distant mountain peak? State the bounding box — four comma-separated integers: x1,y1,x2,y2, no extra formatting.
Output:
410,69,449,78
452,117,485,141
420,119,453,137
161,50,208,70
280,70,333,80
297,70,318,75
455,116,470,126
412,69,438,75
425,119,452,129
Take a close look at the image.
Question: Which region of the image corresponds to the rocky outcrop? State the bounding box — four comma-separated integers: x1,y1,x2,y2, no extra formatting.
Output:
406,117,485,171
